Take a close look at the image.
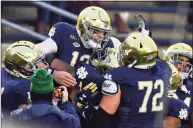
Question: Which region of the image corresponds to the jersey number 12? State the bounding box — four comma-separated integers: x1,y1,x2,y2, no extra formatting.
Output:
70,51,90,67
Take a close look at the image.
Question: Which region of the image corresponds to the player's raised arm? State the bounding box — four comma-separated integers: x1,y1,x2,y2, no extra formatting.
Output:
135,14,152,37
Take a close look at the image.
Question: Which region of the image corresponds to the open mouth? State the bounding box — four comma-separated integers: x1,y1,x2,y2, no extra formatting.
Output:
92,38,102,44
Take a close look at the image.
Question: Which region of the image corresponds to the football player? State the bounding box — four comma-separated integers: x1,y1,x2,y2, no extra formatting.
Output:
99,32,172,128
36,6,114,88
1,41,48,124
163,43,193,128
91,50,190,128
164,63,189,128
74,37,122,128
74,14,153,128
76,32,172,128
95,50,189,128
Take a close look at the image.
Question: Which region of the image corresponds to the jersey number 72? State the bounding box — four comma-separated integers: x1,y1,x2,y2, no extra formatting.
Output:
138,79,164,113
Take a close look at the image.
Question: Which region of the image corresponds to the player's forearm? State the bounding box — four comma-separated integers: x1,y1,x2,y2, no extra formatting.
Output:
88,89,121,128
99,92,121,115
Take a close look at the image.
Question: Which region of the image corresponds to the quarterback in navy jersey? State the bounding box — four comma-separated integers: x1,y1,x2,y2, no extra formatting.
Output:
163,43,193,127
48,22,114,66
1,41,48,122
36,6,114,88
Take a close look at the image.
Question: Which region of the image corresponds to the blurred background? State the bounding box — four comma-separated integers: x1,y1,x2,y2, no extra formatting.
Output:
1,1,192,63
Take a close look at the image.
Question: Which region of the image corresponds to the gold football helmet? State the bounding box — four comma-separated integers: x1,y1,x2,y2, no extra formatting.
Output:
90,48,120,72
3,41,47,78
90,37,121,72
163,43,192,78
118,32,158,69
76,6,112,50
167,62,180,92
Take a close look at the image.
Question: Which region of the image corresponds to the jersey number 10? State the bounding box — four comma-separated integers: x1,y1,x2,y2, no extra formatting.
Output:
138,79,164,113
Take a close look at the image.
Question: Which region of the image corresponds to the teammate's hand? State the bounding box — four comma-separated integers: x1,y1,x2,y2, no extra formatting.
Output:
134,14,152,37
53,70,77,87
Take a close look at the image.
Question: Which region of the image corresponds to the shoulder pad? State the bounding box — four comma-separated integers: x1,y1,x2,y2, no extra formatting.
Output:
101,80,119,95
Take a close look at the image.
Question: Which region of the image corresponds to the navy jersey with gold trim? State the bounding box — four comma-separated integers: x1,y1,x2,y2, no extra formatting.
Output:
49,22,114,67
74,61,103,105
103,59,171,128
1,68,30,118
74,62,104,128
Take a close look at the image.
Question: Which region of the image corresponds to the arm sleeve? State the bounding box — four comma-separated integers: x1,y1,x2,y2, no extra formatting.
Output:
36,38,58,55
36,22,69,55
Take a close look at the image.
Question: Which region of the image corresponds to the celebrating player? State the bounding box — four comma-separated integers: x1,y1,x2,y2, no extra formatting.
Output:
1,41,48,126
36,6,114,88
163,43,193,128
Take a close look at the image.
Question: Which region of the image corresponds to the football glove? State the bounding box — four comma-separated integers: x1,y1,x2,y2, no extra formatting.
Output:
76,82,98,104
76,82,98,119
76,103,96,119
134,14,152,37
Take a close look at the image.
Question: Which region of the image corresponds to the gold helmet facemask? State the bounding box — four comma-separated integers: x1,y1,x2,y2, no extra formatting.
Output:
90,47,120,73
167,62,180,93
118,32,158,69
163,43,192,79
76,6,112,50
3,41,49,78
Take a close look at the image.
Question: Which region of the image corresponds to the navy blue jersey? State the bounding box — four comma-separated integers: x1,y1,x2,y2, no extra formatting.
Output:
1,68,30,118
75,62,103,90
103,59,171,128
171,79,193,128
174,79,193,113
49,22,114,67
165,97,189,121
74,61,103,105
74,62,104,128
